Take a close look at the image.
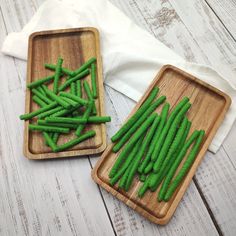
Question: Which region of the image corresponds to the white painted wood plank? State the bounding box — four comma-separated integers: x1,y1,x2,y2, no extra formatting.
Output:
90,86,219,236
205,0,236,39
0,10,115,236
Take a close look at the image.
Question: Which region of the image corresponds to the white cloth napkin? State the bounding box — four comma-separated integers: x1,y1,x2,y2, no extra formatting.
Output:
2,0,236,153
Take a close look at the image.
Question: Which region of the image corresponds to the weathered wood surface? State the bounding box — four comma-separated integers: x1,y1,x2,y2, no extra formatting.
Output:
0,0,235,235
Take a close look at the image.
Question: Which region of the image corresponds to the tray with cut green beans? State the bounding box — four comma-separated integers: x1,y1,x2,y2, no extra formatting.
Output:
92,65,231,225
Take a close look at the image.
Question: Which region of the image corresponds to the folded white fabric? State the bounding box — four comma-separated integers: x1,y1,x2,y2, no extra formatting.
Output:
2,0,236,153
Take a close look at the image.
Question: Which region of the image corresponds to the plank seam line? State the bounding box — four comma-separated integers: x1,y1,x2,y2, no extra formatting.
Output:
204,0,236,42
193,176,223,236
0,6,8,36
88,157,117,236
222,145,236,170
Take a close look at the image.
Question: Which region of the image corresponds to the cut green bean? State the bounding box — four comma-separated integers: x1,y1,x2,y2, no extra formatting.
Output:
37,86,46,96
32,88,53,104
75,102,93,136
118,163,133,189
60,96,78,107
45,63,74,76
32,95,47,107
51,104,80,117
149,117,189,191
139,174,146,182
55,130,96,152
29,124,70,133
38,119,78,129
138,103,170,174
27,75,55,89
91,63,97,98
59,92,88,106
109,135,145,186
72,57,96,76
19,102,57,120
45,117,87,124
43,132,57,151
152,103,191,173
111,87,159,142
125,115,161,191
70,82,76,95
164,130,205,201
76,80,82,97
42,85,71,109
58,69,90,92
109,113,156,178
52,133,60,144
53,57,63,94
83,80,97,115
37,106,64,119
112,96,166,152
143,161,154,174
73,116,111,123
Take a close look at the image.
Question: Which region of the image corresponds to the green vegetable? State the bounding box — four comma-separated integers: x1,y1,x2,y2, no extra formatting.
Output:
83,80,97,115
60,96,78,107
37,106,64,119
70,82,76,95
32,88,53,104
109,113,156,178
138,103,170,173
139,174,146,182
112,96,166,152
59,92,88,106
138,174,153,198
43,132,57,151
58,69,90,92
27,75,55,89
91,63,97,98
164,130,205,201
52,133,60,144
38,119,77,129
45,117,87,124
53,57,63,94
19,102,57,120
143,161,153,174
55,130,96,152
37,86,46,96
72,57,96,76
111,87,159,142
32,95,47,107
29,124,70,133
45,63,74,76
50,105,80,117
76,80,82,97
118,163,133,189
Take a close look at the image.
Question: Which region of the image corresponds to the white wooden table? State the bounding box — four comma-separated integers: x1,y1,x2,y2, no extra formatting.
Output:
0,0,235,235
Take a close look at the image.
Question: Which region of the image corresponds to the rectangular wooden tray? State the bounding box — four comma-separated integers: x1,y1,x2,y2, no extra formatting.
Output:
92,65,231,225
24,28,106,159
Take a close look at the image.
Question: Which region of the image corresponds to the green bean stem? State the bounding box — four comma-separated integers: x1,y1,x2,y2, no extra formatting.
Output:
29,124,70,133
111,87,159,142
53,57,63,94
164,130,205,201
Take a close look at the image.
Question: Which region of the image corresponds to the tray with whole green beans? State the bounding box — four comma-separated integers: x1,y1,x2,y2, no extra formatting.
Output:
92,65,231,225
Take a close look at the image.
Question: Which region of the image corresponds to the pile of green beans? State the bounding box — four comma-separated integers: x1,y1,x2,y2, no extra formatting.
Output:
20,57,111,152
109,87,205,202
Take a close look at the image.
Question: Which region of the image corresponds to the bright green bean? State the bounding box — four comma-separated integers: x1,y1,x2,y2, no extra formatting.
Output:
37,86,46,96
73,116,111,123
138,174,153,198
118,163,133,189
59,92,88,106
32,95,47,107
58,69,90,92
42,85,71,109
19,102,57,120
53,57,63,94
60,96,78,107
91,63,97,98
44,63,74,76
138,103,170,173
83,80,97,115
27,75,55,89
143,161,154,174
139,174,146,182
164,130,205,201
29,124,70,133
112,96,166,152
38,119,78,129
37,106,63,119
43,132,57,151
111,87,159,142
76,80,82,97
50,104,80,117
45,117,87,124
109,113,156,178
52,133,60,144
72,57,96,76
55,130,96,152
70,82,76,95
32,88,53,104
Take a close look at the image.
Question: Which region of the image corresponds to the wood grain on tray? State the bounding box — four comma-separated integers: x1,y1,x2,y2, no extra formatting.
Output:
24,28,106,159
92,65,231,225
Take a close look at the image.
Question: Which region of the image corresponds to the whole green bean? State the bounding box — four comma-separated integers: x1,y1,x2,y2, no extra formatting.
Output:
143,161,154,174
37,106,63,119
38,119,77,129
72,57,96,76
118,163,133,189
112,96,166,152
53,57,63,94
151,97,189,162
164,130,205,201
91,63,97,98
60,96,78,107
42,85,71,109
139,174,146,182
45,117,87,124
52,133,60,144
58,69,90,92
149,117,189,191
109,113,156,178
51,104,80,117
83,80,97,115
29,124,70,133
70,82,76,95
37,86,46,96
43,132,57,151
111,87,159,142
32,88,53,104
138,103,170,174
73,116,111,123
76,80,82,97
109,135,145,186
59,92,88,106
27,75,55,89
32,95,47,107
125,115,161,191
138,174,153,198
44,63,74,76
19,101,57,120
55,130,96,152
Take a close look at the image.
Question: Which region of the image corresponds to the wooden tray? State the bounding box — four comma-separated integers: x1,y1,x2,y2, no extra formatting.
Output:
92,65,231,225
24,28,106,159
